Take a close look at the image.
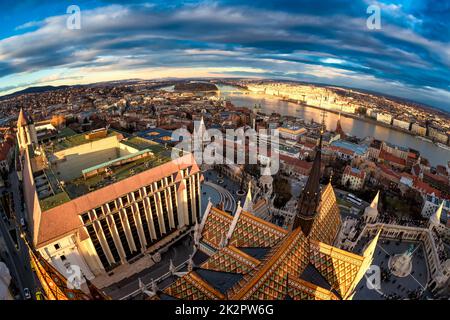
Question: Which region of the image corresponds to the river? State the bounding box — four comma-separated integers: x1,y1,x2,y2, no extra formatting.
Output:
162,84,450,167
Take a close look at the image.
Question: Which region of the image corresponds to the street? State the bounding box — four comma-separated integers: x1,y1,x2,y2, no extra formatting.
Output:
0,171,37,299
104,233,198,300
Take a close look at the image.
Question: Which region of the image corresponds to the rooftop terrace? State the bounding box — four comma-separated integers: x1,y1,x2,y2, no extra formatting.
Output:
45,128,119,152
36,130,173,211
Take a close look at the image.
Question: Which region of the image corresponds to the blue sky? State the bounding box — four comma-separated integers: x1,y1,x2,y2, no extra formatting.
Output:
0,0,449,111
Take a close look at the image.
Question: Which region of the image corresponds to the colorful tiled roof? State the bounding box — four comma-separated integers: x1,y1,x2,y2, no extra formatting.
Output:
201,245,260,274
201,207,233,249
165,272,225,300
309,239,364,299
288,277,340,300
161,155,377,301
229,211,287,248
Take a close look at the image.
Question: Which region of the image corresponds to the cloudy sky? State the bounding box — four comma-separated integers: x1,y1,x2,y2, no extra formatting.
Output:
0,0,449,111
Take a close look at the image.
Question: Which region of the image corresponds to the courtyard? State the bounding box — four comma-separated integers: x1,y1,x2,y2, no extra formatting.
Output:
201,169,248,215
354,238,429,300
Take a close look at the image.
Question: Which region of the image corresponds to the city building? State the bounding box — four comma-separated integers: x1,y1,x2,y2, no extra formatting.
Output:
339,195,450,296
368,139,382,160
411,122,427,136
157,133,381,300
341,166,366,190
329,140,368,160
277,125,307,141
16,108,38,151
392,118,411,130
19,114,203,287
279,155,314,178
0,132,15,173
423,171,450,197
137,128,176,146
378,150,407,170
376,113,392,125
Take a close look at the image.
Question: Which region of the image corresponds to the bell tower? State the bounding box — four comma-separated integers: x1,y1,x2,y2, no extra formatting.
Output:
16,108,38,151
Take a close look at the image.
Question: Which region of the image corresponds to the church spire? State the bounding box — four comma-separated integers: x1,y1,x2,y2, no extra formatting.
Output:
292,114,325,235
430,201,444,227
242,183,253,212
370,190,379,209
18,108,28,127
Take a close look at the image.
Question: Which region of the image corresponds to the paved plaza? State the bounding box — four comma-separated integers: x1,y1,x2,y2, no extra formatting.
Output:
201,169,248,214
354,238,429,300
103,234,199,299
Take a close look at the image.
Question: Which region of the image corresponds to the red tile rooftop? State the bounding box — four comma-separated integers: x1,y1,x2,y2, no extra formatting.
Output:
343,165,366,179
379,150,406,166
329,145,354,156
424,171,449,184
413,179,442,198
378,164,401,179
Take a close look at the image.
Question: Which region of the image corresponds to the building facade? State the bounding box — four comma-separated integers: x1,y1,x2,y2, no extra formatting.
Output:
341,166,366,190
19,115,203,285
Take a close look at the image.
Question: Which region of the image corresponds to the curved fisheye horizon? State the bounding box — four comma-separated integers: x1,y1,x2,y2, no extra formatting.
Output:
1,0,449,306
0,0,449,111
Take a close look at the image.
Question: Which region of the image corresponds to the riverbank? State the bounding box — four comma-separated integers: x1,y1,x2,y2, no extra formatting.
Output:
278,97,424,141
219,85,450,166
221,84,421,138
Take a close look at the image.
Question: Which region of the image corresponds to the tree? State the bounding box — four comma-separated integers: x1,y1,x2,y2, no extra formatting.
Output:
244,164,260,179
273,175,292,208
403,189,425,220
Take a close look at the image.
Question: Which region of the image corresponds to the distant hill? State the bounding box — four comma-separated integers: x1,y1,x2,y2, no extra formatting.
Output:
0,85,73,99
174,82,219,92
